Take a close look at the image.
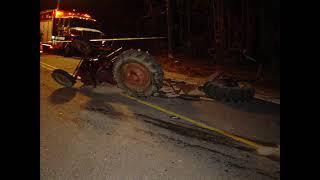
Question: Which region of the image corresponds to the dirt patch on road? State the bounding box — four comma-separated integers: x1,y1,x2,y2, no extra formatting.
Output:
82,99,123,117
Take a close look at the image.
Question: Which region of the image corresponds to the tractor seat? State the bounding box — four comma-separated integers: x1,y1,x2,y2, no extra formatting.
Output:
71,39,98,58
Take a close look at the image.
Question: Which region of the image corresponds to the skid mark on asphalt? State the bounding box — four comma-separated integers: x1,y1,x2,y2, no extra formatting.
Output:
131,114,279,179
134,113,252,152
81,105,279,179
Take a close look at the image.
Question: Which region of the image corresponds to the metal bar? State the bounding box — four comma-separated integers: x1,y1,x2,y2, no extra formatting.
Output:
47,37,167,44
42,43,53,47
72,59,84,76
90,37,167,42
106,47,123,58
49,40,72,43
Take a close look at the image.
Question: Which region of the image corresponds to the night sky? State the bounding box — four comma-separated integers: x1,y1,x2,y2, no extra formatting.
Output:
40,0,146,36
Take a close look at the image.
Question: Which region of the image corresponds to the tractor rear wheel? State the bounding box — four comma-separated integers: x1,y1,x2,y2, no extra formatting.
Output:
113,49,164,97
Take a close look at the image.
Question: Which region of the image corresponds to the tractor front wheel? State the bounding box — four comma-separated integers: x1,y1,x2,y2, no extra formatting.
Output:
51,69,76,88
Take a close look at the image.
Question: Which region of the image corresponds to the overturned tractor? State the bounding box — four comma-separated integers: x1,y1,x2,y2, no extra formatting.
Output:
52,39,255,102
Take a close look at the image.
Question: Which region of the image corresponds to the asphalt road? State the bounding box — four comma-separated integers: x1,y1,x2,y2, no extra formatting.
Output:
40,54,280,179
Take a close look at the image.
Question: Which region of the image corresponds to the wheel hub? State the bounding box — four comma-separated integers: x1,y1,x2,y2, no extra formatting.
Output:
120,62,151,91
54,73,72,86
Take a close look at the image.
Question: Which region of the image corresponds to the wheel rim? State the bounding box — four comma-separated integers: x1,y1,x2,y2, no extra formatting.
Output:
120,62,151,92
54,73,72,87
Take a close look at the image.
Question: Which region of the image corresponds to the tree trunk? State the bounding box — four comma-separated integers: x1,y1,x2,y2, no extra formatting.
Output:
166,0,174,59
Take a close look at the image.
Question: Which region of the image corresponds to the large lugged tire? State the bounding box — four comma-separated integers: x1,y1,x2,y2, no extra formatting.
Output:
203,79,255,102
51,69,76,88
113,49,164,97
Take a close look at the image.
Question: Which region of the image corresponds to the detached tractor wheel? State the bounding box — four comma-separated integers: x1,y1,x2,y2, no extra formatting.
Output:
113,49,164,97
51,69,76,88
203,79,255,102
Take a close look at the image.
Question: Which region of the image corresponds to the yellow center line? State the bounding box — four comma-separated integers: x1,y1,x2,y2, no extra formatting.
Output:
121,93,261,150
40,62,58,70
40,63,55,71
40,62,73,75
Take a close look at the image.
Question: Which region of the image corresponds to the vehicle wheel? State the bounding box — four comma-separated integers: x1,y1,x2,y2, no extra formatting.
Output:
203,79,255,102
113,49,164,97
51,69,76,88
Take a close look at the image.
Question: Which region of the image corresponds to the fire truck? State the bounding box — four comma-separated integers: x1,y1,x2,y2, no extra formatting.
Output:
40,9,104,56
